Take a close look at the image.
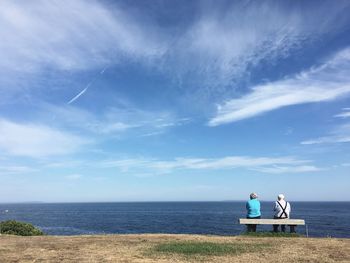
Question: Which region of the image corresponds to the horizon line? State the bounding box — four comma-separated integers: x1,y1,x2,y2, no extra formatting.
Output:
1,200,350,204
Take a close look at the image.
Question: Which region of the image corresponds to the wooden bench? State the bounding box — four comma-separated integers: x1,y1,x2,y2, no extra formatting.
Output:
239,218,307,236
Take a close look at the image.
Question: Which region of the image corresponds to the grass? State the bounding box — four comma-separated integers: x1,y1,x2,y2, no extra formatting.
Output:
152,241,271,256
0,234,349,262
242,231,302,237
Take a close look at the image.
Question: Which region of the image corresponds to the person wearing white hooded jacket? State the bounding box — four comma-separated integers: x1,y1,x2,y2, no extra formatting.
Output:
273,194,293,233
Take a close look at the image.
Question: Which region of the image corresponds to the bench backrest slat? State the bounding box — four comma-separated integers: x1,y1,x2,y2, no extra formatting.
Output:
239,219,305,225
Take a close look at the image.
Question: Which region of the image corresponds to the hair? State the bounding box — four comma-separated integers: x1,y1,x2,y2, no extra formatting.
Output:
250,193,258,199
278,194,285,200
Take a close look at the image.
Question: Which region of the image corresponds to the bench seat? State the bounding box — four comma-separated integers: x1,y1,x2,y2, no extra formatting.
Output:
239,219,305,225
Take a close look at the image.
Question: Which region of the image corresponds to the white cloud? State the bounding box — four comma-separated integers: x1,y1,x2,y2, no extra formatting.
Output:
335,112,350,118
301,123,350,145
334,108,350,118
0,0,348,119
0,1,347,92
209,48,350,126
164,0,349,94
100,155,319,175
0,118,89,158
301,137,350,145
0,0,165,73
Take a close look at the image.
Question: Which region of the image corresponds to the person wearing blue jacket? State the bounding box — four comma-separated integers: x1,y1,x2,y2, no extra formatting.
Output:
246,192,261,232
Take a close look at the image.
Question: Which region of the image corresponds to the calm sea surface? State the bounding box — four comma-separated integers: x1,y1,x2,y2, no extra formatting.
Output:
0,202,349,237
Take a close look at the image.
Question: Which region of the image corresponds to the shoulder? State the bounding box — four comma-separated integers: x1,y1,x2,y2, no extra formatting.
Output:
253,199,260,205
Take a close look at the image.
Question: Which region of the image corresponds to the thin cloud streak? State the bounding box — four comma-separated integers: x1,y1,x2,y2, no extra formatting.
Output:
100,155,319,175
301,123,350,145
301,137,350,145
251,165,322,174
67,86,89,105
42,103,190,136
65,174,83,180
209,48,350,126
334,108,350,118
0,165,37,174
100,67,108,74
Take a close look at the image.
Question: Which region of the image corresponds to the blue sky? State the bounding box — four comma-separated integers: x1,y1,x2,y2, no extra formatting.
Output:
1,0,350,202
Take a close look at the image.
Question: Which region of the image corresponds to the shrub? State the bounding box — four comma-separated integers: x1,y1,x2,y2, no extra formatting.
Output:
0,220,44,236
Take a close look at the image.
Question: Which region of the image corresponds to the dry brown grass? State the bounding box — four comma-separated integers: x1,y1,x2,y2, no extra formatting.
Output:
0,234,349,263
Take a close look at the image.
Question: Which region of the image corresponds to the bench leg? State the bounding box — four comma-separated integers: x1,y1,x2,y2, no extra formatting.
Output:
281,225,286,232
252,224,257,232
246,224,257,232
289,225,296,233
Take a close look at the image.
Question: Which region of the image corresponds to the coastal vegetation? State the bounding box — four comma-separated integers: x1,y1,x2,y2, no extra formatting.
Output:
0,220,44,236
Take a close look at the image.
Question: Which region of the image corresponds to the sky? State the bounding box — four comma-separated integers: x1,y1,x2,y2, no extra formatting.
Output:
1,0,350,202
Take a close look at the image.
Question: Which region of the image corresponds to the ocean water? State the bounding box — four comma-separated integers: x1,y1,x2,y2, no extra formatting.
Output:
0,202,349,237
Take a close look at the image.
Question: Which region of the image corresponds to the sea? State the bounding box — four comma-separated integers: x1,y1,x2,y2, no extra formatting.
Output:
0,202,349,238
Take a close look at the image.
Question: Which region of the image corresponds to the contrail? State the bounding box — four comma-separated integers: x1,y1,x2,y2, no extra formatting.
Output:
67,82,92,104
66,66,107,105
100,66,108,74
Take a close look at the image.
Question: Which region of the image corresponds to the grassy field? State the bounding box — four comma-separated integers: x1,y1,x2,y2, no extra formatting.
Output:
0,234,349,262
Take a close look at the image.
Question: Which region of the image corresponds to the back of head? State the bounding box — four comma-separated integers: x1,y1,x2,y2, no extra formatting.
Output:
278,194,285,200
250,192,258,199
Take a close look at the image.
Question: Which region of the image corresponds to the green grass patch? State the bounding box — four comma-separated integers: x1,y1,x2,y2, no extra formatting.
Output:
242,231,302,237
152,241,270,257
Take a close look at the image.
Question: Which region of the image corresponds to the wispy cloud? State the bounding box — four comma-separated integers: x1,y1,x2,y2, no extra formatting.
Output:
0,118,89,158
1,1,348,94
301,123,350,145
284,127,294,136
100,155,320,175
65,174,83,180
334,108,350,118
43,160,86,169
209,48,350,126
164,0,350,97
0,165,37,175
0,0,165,73
42,103,190,137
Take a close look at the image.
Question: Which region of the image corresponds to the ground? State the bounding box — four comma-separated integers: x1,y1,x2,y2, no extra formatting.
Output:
0,234,349,262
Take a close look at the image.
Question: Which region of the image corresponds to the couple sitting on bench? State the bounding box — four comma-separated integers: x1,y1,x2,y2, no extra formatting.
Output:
246,192,295,233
